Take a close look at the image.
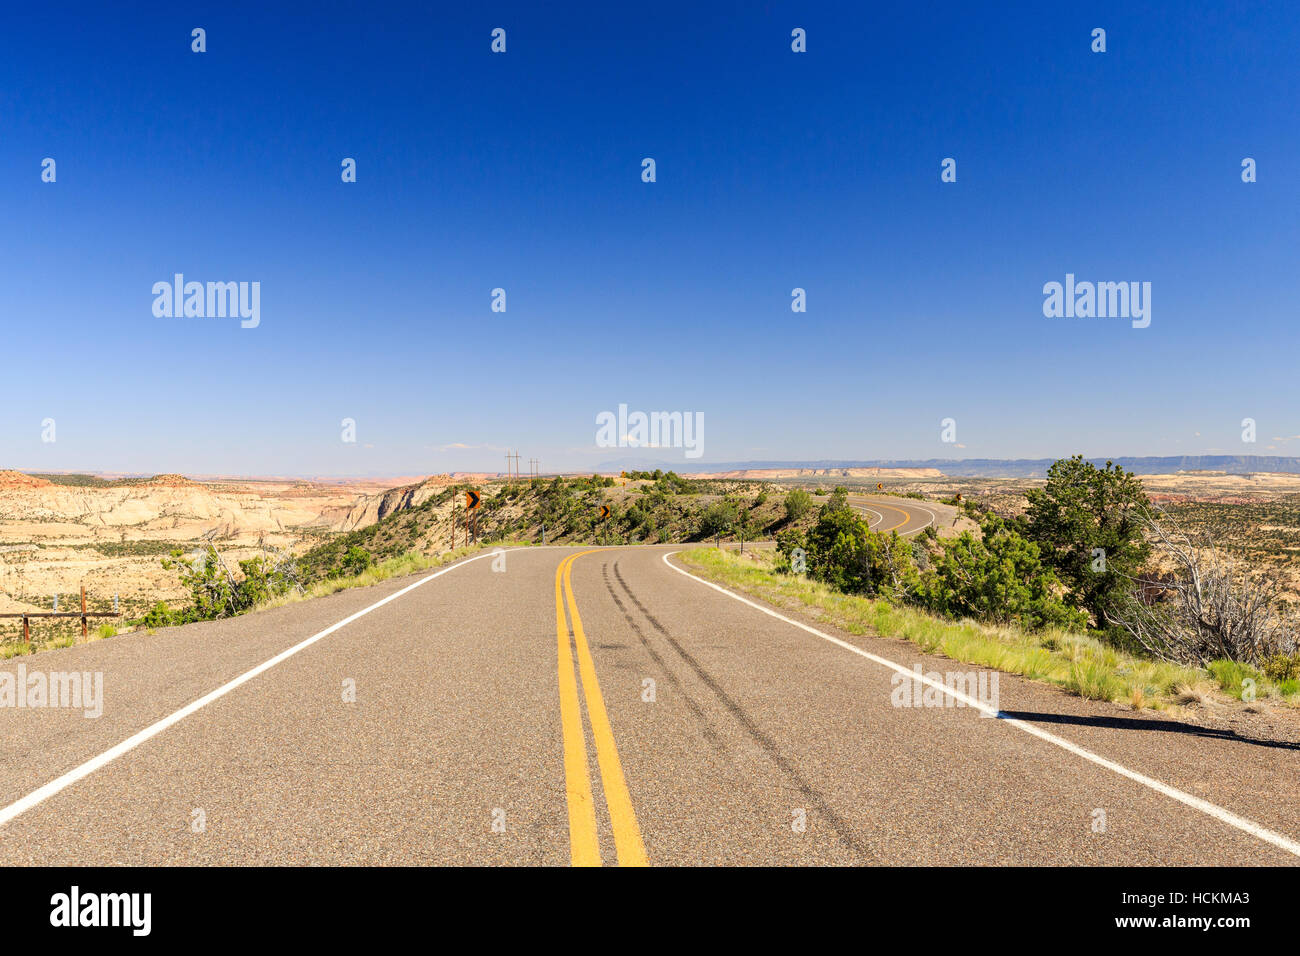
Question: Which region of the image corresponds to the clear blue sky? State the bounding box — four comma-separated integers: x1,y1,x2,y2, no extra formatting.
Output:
3,1,1297,476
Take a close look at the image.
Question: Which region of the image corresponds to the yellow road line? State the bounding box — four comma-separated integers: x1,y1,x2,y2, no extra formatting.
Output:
563,552,649,867
555,552,600,866
875,502,912,531
855,498,913,532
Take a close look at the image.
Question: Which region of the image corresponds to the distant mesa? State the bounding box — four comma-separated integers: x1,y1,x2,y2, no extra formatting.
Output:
123,473,202,488
0,470,53,490
1,471,204,489
598,455,1300,479
696,467,943,480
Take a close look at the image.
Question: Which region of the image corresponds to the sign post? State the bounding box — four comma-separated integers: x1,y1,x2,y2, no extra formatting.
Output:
466,490,481,545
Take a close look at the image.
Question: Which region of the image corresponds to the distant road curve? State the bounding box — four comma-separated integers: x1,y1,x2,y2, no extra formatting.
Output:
844,494,948,535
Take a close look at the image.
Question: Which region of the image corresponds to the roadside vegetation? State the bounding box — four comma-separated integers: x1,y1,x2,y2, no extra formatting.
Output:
1,542,510,657
749,455,1300,710
132,541,515,628
681,547,1212,709
680,547,1296,711
110,471,807,633
307,472,806,559
1,631,83,660
256,544,501,611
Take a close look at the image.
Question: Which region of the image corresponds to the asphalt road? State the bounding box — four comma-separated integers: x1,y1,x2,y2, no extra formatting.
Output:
845,494,952,535
1,545,1298,865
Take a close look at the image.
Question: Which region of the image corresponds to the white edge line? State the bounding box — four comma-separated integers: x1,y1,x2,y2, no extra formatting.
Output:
909,502,939,529
662,551,1300,860
852,497,932,534
0,548,502,829
877,498,937,532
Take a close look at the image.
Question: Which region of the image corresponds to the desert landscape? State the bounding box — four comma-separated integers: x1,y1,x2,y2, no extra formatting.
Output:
0,468,755,639
0,471,374,628
6,464,1300,647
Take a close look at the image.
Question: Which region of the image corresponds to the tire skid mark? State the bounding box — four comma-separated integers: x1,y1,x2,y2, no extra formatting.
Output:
612,563,876,862
603,562,726,751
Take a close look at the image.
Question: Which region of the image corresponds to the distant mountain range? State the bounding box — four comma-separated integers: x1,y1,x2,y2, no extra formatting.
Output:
595,456,1300,478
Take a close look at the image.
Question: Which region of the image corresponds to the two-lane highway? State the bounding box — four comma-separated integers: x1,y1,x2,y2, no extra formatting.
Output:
1,545,1298,865
846,494,950,535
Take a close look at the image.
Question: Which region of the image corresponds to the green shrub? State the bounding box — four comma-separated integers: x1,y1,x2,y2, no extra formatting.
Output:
1263,653,1300,683
919,515,1086,632
1022,455,1151,627
139,601,186,628
160,545,298,622
700,500,738,538
784,489,813,523
339,546,373,577
787,507,919,599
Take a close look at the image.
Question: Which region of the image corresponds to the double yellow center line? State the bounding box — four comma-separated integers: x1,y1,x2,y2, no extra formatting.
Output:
554,550,647,866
